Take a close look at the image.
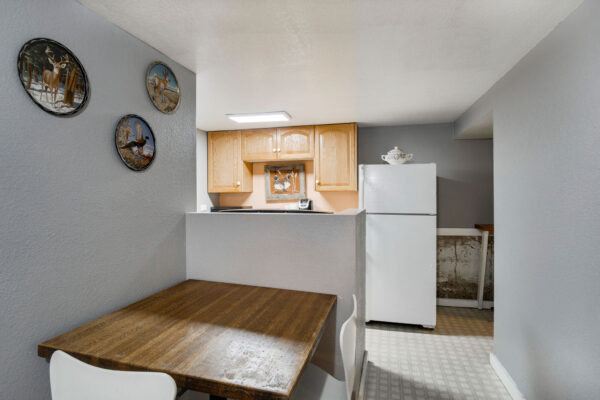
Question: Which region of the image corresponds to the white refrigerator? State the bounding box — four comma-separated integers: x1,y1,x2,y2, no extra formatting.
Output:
359,164,437,328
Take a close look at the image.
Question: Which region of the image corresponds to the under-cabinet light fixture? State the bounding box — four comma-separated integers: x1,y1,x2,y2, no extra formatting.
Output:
226,111,292,123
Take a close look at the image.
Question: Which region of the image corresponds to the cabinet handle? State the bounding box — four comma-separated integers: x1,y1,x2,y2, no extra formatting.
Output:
277,148,281,152
315,180,319,184
236,181,241,186
272,148,276,152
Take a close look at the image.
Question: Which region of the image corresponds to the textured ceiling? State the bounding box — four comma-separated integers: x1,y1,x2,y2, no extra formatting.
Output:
78,0,583,131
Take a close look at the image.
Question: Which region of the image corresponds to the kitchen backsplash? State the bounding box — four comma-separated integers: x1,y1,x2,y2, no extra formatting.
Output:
219,161,358,212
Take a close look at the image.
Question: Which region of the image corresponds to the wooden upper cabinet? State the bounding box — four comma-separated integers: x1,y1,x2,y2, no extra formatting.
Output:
208,130,252,193
208,123,355,193
242,127,314,161
241,129,278,161
315,123,357,192
277,126,314,160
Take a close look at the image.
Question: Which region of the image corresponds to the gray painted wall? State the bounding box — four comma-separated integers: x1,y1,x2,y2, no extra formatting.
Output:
463,1,599,398
454,92,493,139
0,0,196,398
186,211,366,384
358,124,493,228
196,129,218,211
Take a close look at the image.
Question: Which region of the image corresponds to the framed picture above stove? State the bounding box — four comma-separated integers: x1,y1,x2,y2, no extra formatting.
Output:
264,164,306,200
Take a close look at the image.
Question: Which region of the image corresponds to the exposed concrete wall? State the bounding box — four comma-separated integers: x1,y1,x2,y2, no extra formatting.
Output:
437,236,494,301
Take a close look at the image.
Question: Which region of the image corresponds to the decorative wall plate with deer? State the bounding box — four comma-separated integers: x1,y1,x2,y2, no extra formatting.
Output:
115,115,156,171
145,61,180,114
264,164,306,201
17,38,89,116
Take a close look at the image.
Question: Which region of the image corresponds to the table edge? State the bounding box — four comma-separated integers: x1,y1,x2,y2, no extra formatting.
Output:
37,280,338,400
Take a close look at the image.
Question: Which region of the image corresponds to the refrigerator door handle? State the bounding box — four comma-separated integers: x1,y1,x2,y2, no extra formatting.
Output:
358,165,365,209
367,212,436,216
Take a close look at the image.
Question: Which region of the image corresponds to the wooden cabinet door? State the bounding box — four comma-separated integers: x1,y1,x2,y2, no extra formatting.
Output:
315,123,357,191
241,129,278,161
208,131,252,193
277,126,314,160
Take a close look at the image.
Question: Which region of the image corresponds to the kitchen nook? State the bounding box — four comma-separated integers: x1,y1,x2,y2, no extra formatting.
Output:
5,1,596,399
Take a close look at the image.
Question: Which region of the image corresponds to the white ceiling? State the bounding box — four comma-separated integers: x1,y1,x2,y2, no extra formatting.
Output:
78,0,582,131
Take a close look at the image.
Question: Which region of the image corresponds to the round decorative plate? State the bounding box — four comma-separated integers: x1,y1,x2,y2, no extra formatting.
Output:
17,38,89,116
145,61,180,114
115,115,156,171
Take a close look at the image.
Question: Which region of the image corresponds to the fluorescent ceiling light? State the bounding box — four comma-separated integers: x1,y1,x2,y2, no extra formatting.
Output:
226,111,292,123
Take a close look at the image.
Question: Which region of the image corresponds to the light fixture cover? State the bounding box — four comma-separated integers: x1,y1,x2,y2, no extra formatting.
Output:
226,111,292,123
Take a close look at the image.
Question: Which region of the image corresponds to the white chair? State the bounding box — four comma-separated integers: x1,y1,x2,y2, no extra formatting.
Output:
293,294,358,400
49,350,177,400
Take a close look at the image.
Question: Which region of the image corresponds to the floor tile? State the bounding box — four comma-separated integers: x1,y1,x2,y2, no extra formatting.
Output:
366,307,510,400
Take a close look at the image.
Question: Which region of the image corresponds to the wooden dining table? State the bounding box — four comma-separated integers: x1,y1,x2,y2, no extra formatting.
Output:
38,280,337,400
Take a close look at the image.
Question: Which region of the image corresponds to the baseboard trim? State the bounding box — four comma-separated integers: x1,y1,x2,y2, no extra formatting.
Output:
437,298,494,309
357,350,368,400
490,353,526,400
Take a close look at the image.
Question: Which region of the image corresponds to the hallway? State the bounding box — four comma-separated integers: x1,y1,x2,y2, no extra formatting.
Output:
366,307,510,400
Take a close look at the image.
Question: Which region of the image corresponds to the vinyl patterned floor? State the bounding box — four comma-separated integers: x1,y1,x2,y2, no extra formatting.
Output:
365,307,511,400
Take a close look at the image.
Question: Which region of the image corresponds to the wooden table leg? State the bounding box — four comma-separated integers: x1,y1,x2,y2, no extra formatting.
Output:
477,230,489,309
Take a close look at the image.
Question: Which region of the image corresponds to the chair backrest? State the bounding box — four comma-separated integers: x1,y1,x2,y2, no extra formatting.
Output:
49,350,177,400
339,294,358,400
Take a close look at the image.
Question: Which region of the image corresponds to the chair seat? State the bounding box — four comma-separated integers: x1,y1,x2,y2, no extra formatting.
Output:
292,363,347,400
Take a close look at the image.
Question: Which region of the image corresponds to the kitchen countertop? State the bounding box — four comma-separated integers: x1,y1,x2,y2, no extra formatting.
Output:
216,208,333,214
188,208,363,216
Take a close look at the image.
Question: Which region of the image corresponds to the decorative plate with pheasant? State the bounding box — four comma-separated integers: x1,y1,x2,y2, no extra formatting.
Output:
115,114,156,171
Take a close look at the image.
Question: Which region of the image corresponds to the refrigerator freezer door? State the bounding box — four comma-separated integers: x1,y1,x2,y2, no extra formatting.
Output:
361,164,436,214
366,214,436,327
